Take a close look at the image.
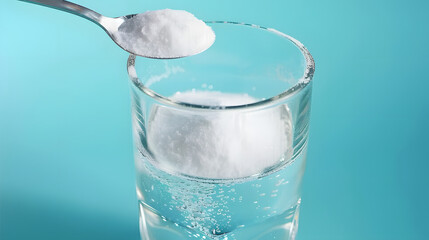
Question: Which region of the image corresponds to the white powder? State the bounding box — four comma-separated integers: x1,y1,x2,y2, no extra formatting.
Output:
114,9,215,58
147,91,292,179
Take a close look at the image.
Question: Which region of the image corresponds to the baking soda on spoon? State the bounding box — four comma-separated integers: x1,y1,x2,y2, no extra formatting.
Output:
114,9,216,58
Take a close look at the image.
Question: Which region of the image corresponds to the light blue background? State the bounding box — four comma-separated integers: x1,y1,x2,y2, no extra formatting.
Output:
1,0,429,239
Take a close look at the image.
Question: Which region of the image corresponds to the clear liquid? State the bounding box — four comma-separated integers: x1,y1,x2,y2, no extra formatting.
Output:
135,147,306,240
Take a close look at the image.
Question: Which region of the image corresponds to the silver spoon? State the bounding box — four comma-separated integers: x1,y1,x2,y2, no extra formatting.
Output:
19,0,201,59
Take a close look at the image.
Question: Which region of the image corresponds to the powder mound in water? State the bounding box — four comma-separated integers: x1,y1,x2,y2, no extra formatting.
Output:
114,9,215,58
147,91,292,179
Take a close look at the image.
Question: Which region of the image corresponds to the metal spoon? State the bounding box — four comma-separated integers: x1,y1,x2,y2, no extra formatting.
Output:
19,0,199,59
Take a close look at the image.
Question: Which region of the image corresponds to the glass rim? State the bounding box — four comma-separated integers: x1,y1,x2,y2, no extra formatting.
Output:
127,21,315,111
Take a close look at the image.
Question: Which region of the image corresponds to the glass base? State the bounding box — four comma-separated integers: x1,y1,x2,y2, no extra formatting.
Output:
139,199,300,240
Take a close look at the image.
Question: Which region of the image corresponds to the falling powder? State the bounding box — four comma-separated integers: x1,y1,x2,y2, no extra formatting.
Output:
146,91,292,179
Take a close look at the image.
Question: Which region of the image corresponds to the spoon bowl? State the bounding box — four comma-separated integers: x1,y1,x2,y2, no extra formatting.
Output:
19,0,211,59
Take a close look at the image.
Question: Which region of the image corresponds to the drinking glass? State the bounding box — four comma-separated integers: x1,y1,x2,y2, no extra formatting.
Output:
127,21,315,240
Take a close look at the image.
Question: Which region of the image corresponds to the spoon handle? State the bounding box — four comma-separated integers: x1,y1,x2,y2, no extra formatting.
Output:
19,0,105,27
